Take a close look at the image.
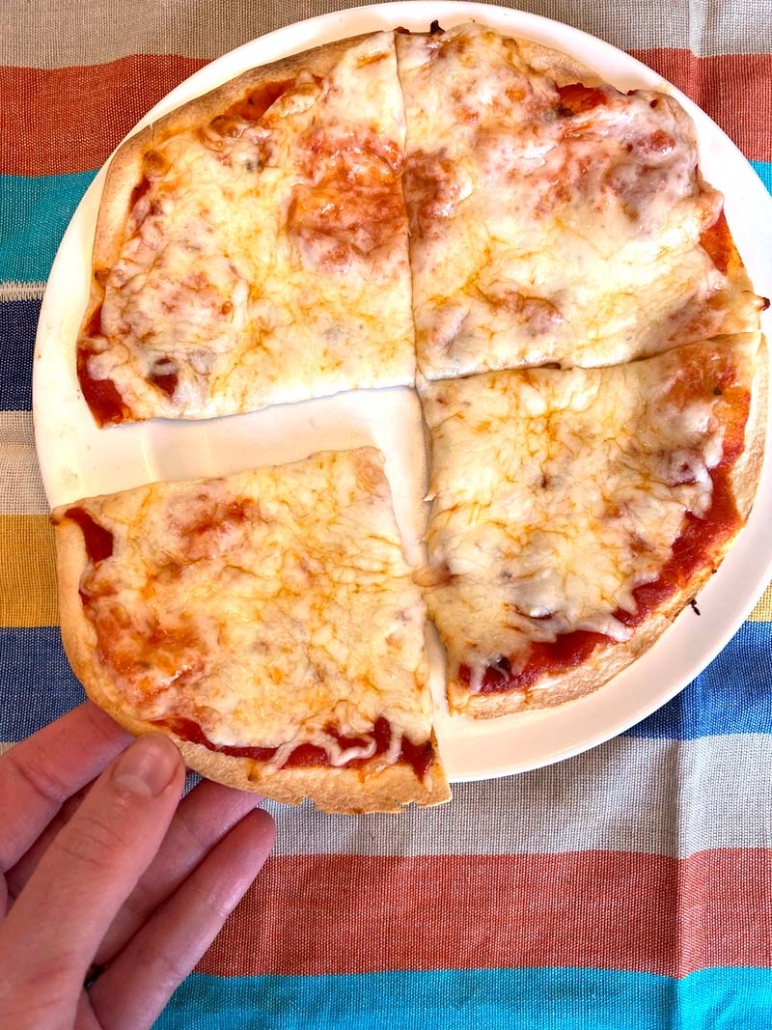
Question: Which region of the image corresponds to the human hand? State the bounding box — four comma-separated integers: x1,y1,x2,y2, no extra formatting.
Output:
0,702,276,1029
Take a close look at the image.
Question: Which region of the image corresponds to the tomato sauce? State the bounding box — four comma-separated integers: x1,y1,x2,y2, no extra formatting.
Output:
699,209,732,275
556,83,608,116
157,715,435,780
64,507,114,563
148,361,179,399
76,338,129,426
225,78,295,122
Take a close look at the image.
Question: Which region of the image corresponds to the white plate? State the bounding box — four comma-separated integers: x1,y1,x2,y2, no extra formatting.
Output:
33,2,772,783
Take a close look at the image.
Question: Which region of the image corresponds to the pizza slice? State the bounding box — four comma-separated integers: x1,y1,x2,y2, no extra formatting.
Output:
397,22,765,380
417,334,767,717
52,448,450,813
78,31,415,425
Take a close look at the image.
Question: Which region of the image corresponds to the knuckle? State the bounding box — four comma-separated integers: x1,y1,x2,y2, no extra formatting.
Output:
151,944,193,991
7,748,71,808
188,875,233,923
55,810,129,872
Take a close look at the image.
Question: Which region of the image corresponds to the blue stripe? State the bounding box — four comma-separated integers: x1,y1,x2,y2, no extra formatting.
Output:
751,160,772,195
153,967,772,1030
0,171,96,283
0,298,40,409
1,619,771,744
625,620,772,740
0,628,85,742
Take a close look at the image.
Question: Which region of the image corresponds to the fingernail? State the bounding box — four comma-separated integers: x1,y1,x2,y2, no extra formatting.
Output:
111,734,181,797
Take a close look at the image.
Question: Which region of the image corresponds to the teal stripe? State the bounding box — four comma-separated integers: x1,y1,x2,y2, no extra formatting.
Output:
0,161,768,285
0,171,96,283
154,967,772,1030
751,160,772,195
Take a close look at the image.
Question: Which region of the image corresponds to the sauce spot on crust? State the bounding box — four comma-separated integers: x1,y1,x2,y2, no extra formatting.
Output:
555,83,608,117
699,209,733,275
130,175,152,207
63,507,114,564
76,340,130,427
149,358,179,399
224,78,296,122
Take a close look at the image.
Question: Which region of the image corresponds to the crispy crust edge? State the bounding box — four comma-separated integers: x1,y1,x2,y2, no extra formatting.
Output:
444,332,769,719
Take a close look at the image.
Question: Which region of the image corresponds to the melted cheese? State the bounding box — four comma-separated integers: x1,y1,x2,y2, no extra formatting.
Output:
397,24,761,380
68,448,433,756
419,338,754,689
85,32,414,420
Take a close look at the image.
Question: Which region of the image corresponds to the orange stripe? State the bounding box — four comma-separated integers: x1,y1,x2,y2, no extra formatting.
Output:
3,51,770,177
198,849,772,978
0,56,204,176
631,50,772,162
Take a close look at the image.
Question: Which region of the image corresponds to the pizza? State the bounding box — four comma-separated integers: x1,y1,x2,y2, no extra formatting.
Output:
53,21,769,810
52,448,450,814
417,333,767,717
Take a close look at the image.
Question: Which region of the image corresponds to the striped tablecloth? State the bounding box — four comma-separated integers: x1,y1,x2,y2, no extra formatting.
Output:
2,2,771,1026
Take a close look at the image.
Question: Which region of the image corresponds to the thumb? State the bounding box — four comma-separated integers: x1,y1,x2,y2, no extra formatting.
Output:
0,734,185,1018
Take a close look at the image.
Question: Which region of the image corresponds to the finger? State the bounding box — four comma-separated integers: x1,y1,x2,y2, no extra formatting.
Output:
0,734,184,1015
4,782,93,906
89,808,276,1030
0,701,131,872
95,779,264,963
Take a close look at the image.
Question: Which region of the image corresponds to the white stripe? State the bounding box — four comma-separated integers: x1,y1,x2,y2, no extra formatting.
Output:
265,733,772,858
0,282,46,303
0,411,51,515
0,0,768,69
1,726,768,856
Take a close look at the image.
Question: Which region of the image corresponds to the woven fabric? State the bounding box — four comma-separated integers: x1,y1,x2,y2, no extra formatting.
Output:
1,2,771,1027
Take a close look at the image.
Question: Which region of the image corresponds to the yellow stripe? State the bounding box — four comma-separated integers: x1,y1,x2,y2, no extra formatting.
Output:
1,513,769,629
749,580,772,622
0,515,59,627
